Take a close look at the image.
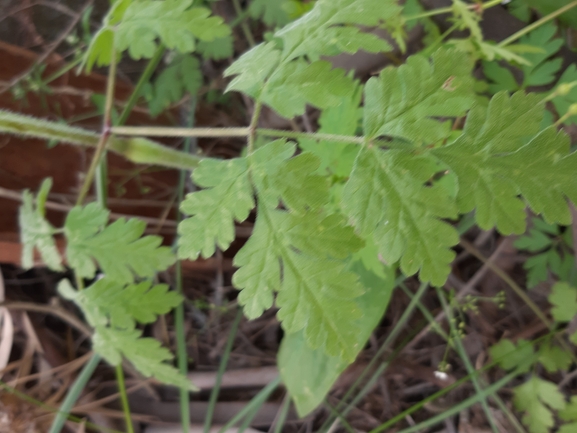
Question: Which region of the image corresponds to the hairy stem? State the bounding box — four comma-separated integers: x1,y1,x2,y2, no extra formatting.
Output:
0,110,203,170
76,49,118,206
247,100,263,154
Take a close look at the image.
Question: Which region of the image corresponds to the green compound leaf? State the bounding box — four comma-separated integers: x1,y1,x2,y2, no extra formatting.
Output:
116,0,229,59
518,22,563,88
19,178,63,271
225,41,281,98
260,59,354,119
225,0,400,118
538,342,572,373
227,140,363,359
342,146,458,286
483,23,563,92
549,282,577,323
278,261,395,416
82,0,129,70
196,35,234,60
178,158,254,260
146,54,202,116
515,218,574,288
84,0,229,69
59,278,182,330
298,82,362,177
514,228,554,252
559,395,577,424
274,0,399,59
482,61,519,94
235,207,364,360
250,140,329,212
513,376,566,433
65,203,175,283
93,326,195,390
489,338,536,373
363,49,476,142
431,92,577,234
232,209,281,319
248,0,291,26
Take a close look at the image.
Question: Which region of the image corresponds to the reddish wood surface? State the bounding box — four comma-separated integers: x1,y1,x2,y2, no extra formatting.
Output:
0,41,180,241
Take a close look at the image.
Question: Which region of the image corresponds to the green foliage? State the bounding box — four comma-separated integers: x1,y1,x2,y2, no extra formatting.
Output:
514,218,574,287
298,82,362,177
59,278,182,329
521,0,577,28
403,0,440,46
248,0,291,26
549,282,577,322
65,203,175,284
19,178,63,271
448,0,529,65
432,93,577,234
363,48,475,143
146,54,202,116
552,65,577,126
13,0,577,421
483,23,563,93
538,341,572,373
93,326,195,389
196,35,234,60
343,146,458,286
559,397,577,433
18,184,185,389
178,157,254,260
513,376,566,433
278,261,395,416
225,0,400,117
178,139,365,359
489,338,536,373
84,0,230,70
58,277,188,389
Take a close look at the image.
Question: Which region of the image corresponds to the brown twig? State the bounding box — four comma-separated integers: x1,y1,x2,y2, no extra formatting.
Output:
0,300,92,337
0,0,94,95
0,0,76,25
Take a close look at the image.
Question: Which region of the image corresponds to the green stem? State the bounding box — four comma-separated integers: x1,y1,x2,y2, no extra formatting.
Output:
248,101,263,154
115,364,134,433
460,239,577,365
392,370,520,433
216,377,281,433
76,49,118,206
229,7,252,28
404,0,502,22
258,128,365,144
112,125,250,137
118,45,165,126
49,353,102,433
498,0,577,47
175,98,198,433
43,56,83,85
203,309,243,433
436,288,500,433
317,277,423,433
0,110,203,170
231,0,256,47
110,125,368,144
1,376,124,433
272,394,292,433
